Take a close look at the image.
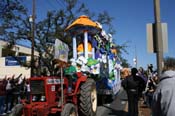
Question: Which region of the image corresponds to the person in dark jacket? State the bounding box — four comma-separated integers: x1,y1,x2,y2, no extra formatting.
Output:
0,77,7,115
122,68,145,116
152,57,175,116
145,77,156,107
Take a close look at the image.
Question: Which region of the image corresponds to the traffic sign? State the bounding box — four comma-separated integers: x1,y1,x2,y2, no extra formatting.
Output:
146,23,168,53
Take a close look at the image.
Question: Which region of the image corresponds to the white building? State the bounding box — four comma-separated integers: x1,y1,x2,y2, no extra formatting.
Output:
0,40,38,79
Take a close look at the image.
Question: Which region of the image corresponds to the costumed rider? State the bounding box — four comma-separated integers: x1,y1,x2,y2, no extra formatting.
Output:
64,60,77,93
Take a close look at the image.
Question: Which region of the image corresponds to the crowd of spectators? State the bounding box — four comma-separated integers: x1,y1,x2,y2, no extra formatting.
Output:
0,74,30,115
121,64,158,116
121,57,175,116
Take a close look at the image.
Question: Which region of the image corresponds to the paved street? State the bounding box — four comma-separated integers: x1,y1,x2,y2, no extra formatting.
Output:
96,88,128,116
96,87,151,116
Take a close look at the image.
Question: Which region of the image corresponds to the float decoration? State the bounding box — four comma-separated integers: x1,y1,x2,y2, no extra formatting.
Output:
65,15,101,35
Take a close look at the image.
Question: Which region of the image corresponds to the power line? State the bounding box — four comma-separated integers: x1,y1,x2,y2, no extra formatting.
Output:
55,0,65,9
46,0,58,10
60,0,66,8
45,0,65,11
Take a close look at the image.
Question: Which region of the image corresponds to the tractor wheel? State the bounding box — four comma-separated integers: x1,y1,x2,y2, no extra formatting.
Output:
79,78,97,116
61,103,78,116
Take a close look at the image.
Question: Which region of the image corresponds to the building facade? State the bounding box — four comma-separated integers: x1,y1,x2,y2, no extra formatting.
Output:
0,40,38,79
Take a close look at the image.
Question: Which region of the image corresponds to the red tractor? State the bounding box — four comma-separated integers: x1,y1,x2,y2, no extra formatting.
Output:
20,61,97,116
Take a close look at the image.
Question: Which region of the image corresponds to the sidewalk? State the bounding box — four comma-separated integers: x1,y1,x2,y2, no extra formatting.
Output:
138,99,151,116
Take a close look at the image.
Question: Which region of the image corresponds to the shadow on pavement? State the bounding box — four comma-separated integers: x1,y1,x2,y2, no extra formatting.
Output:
119,98,128,101
103,105,128,116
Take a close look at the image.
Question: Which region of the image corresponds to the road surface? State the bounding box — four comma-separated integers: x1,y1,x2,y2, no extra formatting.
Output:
96,88,128,116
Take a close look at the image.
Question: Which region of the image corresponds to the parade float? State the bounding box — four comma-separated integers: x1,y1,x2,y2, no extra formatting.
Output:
64,15,122,102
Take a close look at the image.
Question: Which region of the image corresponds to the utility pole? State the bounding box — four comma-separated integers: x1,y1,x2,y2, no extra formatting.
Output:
30,0,36,77
154,0,163,77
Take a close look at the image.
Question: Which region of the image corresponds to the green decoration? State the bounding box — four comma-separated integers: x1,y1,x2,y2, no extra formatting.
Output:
109,71,115,80
87,58,99,66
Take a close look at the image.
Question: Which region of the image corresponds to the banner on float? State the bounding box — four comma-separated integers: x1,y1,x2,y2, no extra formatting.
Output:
54,39,69,62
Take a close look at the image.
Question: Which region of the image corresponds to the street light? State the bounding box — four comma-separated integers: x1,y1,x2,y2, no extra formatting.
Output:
29,15,33,22
133,58,137,68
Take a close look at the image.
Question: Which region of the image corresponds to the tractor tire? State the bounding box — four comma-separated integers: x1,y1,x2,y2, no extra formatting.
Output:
79,78,97,116
61,103,78,116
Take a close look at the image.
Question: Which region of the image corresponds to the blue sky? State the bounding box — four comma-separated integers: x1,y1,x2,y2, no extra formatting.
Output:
23,0,175,69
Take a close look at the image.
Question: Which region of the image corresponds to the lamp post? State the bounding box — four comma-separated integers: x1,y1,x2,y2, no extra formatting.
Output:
134,45,137,68
133,58,137,68
29,0,36,77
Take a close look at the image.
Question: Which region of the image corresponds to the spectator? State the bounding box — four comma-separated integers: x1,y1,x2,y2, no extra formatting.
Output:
20,77,26,99
10,76,17,110
152,57,175,116
25,80,30,101
122,68,145,116
14,74,24,104
145,77,156,107
148,64,154,74
0,77,7,115
121,68,131,79
138,67,148,104
5,78,13,113
138,67,148,84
